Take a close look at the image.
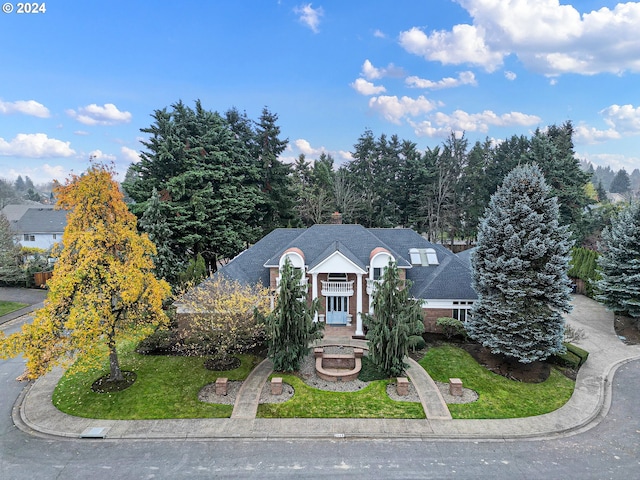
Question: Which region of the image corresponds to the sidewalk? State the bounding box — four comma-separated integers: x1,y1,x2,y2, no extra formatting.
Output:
12,295,640,441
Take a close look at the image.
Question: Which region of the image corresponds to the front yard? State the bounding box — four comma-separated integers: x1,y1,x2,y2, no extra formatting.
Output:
52,339,575,420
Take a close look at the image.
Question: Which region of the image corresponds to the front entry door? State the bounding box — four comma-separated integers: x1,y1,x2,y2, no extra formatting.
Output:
326,296,348,325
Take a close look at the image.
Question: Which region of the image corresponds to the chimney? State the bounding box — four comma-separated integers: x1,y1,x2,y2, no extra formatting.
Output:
330,212,343,224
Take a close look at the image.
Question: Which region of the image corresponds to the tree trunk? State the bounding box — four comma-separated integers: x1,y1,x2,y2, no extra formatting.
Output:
108,347,124,382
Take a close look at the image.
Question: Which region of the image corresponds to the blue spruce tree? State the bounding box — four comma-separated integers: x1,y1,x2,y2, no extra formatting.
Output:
467,163,573,363
596,202,640,318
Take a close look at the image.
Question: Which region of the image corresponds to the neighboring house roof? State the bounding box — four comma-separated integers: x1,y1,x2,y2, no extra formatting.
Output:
215,224,477,301
2,204,53,222
11,207,68,234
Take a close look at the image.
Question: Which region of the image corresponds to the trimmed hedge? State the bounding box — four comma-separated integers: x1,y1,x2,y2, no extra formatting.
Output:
551,342,589,369
565,342,589,366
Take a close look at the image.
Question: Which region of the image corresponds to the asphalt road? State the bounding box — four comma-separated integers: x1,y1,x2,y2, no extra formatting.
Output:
1,314,639,480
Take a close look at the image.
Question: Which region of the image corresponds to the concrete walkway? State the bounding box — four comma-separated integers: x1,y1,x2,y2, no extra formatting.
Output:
231,358,274,418
8,294,640,440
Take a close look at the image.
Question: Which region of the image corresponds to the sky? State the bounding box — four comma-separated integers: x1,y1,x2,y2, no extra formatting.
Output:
1,0,639,185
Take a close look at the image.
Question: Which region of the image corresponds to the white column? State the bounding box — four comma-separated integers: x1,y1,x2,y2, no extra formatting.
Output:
312,273,318,322
356,273,363,336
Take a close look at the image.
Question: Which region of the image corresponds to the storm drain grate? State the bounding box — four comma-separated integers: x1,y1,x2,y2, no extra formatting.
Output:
79,427,110,438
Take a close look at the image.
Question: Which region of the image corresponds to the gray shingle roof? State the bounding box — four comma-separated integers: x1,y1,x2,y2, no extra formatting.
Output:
215,224,477,301
11,208,67,234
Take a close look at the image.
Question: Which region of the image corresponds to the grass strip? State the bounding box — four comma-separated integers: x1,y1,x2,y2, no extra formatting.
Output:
257,374,425,419
53,341,262,419
0,301,28,316
419,345,575,419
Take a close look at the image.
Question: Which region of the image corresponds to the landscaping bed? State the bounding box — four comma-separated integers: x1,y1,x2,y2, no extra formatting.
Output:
614,315,640,345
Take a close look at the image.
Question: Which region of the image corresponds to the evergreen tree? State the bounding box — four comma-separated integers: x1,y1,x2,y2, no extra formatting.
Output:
468,164,573,363
139,187,182,284
362,260,425,377
609,168,631,194
263,258,322,372
596,202,640,318
596,180,608,203
14,175,26,192
254,107,298,232
123,100,264,272
0,179,19,208
0,213,23,285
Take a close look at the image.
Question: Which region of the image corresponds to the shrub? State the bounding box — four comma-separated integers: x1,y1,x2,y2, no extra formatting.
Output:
408,335,426,352
551,350,581,369
565,342,589,366
436,317,467,339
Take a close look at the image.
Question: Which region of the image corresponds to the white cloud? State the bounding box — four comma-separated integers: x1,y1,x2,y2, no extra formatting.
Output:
337,150,352,161
66,103,132,126
373,29,386,39
121,146,141,163
579,152,640,172
295,138,326,156
573,104,640,145
74,130,90,136
294,3,323,33
7,164,69,184
399,24,505,72
361,59,405,80
405,71,477,90
0,133,75,157
402,1,640,75
410,109,541,137
0,99,50,118
88,149,117,161
574,125,621,144
600,104,640,135
368,95,439,124
350,78,386,95
504,71,517,81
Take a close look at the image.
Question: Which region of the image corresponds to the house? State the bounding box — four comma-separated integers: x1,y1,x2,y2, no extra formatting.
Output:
2,205,67,250
195,214,476,337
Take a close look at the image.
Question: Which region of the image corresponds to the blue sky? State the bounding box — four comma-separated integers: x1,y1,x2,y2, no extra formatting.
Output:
1,0,639,185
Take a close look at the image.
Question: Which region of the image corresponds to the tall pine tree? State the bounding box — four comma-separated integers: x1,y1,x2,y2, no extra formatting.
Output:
363,260,424,377
263,258,322,372
596,202,640,318
468,164,573,363
139,187,182,284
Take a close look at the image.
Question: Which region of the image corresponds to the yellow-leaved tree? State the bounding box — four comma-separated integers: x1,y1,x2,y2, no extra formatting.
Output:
0,164,171,382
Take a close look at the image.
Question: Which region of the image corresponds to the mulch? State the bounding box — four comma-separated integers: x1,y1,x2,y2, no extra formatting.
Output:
614,315,640,345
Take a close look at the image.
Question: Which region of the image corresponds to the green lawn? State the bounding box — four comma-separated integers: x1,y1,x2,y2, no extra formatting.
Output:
419,345,575,419
53,341,262,419
0,301,28,316
257,374,425,419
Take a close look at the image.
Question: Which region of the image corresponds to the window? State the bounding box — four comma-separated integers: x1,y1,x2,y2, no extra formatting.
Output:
425,248,439,265
373,267,382,280
23,234,35,242
409,248,439,266
452,301,472,323
328,272,347,281
52,234,57,240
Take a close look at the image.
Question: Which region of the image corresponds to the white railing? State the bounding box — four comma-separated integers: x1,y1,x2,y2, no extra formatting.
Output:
321,280,354,296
